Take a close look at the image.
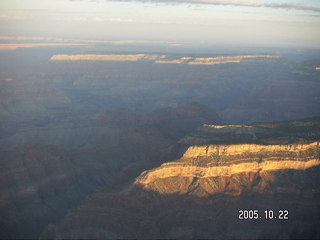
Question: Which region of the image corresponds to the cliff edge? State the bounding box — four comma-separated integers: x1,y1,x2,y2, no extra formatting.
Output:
134,119,320,196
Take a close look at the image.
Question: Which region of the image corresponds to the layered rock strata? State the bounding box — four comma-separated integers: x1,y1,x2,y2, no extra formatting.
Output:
135,142,320,196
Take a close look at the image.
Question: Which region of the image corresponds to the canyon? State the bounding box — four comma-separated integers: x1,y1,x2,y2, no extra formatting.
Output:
0,103,221,238
1,45,319,239
40,118,320,239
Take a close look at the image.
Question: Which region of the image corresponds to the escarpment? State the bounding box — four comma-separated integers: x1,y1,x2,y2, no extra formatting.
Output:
134,120,320,196
41,118,320,239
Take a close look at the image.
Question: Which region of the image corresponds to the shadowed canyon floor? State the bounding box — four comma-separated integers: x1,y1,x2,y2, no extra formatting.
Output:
0,103,220,238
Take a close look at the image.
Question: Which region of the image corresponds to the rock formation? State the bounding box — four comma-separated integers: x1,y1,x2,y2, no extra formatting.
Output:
50,54,166,61
41,118,320,239
135,142,319,196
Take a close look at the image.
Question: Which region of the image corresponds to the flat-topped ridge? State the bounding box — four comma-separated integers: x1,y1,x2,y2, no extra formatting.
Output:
203,124,252,128
182,142,319,158
180,118,320,145
135,141,319,187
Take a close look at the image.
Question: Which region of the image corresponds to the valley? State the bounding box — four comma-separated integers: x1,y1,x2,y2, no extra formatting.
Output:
40,118,320,239
1,0,320,238
0,44,319,239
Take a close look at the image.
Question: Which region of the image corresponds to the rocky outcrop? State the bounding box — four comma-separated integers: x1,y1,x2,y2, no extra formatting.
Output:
178,124,262,145
179,118,320,145
42,165,320,239
49,54,280,65
50,54,166,61
188,55,280,65
135,142,319,196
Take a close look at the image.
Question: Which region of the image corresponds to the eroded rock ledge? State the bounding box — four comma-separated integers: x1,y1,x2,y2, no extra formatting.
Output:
134,142,319,195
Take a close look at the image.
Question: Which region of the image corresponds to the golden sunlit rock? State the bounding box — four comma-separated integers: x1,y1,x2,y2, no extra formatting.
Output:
188,55,280,65
135,142,319,189
182,142,319,158
50,54,166,61
155,57,191,64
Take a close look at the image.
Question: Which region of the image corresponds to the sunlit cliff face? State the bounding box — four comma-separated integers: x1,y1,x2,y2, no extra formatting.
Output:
134,142,320,196
187,55,280,65
49,54,280,65
50,54,166,61
203,124,252,129
136,159,319,185
182,142,319,157
155,57,192,64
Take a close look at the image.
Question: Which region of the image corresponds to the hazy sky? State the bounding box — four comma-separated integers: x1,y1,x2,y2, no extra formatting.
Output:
1,0,320,47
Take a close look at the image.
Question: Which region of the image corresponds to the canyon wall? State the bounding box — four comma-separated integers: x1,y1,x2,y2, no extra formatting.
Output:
135,142,319,196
